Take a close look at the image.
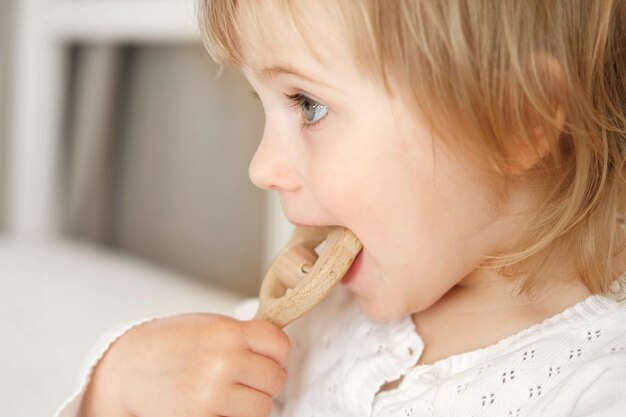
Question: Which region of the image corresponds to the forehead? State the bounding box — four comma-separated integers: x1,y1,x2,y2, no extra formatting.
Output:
236,1,351,78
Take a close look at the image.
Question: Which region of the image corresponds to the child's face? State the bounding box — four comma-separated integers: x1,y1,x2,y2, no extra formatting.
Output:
239,6,513,320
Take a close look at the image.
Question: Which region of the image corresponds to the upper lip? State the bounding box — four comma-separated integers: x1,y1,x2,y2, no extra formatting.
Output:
288,220,308,227
285,216,321,228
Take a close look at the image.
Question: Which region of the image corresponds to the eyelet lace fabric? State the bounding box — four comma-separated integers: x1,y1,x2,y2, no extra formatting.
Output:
274,285,626,417
55,284,626,417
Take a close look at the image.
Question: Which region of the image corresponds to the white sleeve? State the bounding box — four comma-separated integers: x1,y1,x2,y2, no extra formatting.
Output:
568,362,626,417
530,353,626,417
52,315,166,417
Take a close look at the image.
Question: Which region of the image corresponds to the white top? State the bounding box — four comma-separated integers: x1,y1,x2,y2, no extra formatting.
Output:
55,285,626,417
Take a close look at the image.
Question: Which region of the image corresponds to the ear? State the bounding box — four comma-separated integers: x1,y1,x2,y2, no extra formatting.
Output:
513,104,566,172
510,53,567,174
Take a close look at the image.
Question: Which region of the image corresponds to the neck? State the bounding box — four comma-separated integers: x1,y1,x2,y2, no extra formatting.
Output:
427,265,593,318
409,266,594,367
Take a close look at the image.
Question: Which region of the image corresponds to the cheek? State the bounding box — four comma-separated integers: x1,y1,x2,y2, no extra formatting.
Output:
344,164,493,316
302,119,496,314
303,145,366,220
307,127,456,263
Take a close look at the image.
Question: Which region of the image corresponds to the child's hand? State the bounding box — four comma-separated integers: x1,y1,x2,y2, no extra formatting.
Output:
81,313,290,417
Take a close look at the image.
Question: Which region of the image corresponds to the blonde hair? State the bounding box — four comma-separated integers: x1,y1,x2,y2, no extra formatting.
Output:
199,0,626,297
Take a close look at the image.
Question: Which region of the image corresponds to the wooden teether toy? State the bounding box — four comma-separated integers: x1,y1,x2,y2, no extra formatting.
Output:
255,226,363,328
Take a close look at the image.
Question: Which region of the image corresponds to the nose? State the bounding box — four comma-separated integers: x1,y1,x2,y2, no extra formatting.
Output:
248,127,299,192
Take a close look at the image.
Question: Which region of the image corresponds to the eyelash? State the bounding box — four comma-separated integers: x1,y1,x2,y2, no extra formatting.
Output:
285,93,326,131
249,90,327,132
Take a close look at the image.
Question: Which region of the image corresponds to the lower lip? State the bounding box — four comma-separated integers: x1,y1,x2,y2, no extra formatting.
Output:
341,250,364,285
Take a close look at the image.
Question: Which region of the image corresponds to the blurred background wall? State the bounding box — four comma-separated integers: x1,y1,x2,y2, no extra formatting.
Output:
0,0,15,229
0,1,282,296
62,45,266,295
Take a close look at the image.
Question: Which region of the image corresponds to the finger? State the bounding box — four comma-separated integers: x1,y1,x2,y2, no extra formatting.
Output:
234,351,287,397
213,383,274,417
242,320,291,366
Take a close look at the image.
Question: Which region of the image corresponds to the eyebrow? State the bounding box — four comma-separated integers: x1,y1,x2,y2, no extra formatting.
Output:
258,64,335,89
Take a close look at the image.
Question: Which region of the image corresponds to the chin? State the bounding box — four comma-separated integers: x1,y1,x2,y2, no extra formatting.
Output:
356,297,408,322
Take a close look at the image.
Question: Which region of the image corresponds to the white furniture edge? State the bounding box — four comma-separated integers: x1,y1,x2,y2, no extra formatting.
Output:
44,0,201,43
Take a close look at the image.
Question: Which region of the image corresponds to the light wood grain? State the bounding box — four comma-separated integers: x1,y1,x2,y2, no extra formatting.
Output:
255,226,362,328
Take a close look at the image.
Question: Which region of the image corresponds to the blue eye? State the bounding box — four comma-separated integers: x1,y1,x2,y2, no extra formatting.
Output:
300,96,328,123
286,93,328,130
